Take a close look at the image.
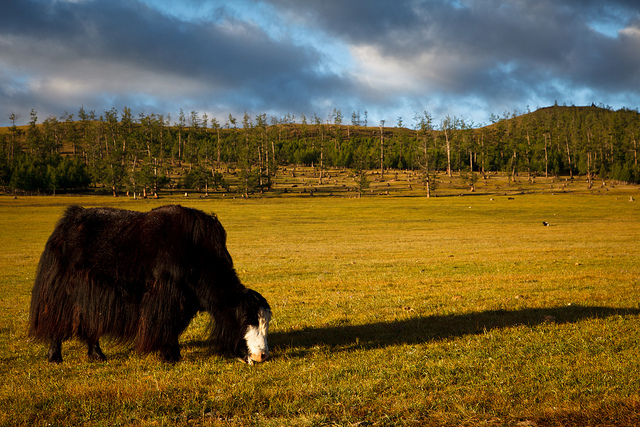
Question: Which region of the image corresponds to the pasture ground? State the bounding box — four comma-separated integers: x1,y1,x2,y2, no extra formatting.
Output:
1,175,640,426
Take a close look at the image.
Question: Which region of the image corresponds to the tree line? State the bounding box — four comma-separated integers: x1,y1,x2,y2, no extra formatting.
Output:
1,104,639,195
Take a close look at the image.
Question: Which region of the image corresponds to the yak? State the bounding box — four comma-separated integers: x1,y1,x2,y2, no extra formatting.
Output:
28,205,271,364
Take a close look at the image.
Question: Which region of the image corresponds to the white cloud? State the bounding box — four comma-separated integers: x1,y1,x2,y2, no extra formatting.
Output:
351,45,423,93
620,25,640,41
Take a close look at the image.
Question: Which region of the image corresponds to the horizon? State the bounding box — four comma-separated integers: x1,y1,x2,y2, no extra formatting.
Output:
2,102,633,132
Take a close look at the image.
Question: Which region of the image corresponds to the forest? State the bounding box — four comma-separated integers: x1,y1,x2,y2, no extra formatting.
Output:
1,104,639,196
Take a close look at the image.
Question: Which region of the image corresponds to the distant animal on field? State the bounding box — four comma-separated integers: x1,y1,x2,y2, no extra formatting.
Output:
29,205,271,365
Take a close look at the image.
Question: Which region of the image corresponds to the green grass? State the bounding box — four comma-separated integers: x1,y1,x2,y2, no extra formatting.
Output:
1,181,640,426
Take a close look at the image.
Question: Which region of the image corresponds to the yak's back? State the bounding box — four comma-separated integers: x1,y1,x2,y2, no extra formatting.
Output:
36,205,229,286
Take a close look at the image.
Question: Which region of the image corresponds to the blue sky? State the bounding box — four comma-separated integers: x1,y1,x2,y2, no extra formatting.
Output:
1,0,639,128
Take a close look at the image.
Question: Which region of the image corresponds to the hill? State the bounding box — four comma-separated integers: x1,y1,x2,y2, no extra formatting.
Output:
0,105,639,195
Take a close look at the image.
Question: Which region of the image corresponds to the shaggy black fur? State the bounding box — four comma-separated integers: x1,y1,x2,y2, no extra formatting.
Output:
28,205,270,363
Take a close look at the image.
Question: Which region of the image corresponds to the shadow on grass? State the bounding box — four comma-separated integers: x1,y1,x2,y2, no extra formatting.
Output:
24,305,637,363
268,305,640,357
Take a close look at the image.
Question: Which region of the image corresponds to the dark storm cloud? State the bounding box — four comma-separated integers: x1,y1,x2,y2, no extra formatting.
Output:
1,0,639,127
266,0,640,111
0,0,348,122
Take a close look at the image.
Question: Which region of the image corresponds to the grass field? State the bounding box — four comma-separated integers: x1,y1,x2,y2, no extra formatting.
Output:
1,178,640,426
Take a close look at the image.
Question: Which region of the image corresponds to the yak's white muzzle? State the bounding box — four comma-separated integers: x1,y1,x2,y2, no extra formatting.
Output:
244,308,271,364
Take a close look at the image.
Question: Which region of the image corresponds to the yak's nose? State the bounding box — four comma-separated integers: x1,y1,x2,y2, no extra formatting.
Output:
250,351,269,363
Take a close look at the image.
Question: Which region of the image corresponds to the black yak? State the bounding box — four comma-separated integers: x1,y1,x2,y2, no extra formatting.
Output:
28,205,271,364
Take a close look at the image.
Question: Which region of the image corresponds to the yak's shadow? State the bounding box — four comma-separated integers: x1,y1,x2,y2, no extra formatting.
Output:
268,305,640,357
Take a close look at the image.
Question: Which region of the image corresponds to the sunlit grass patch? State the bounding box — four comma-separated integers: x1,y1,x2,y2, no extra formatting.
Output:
1,191,639,425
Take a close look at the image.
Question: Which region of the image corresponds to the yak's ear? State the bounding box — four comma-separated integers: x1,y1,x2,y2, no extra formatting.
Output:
234,293,250,323
247,288,271,310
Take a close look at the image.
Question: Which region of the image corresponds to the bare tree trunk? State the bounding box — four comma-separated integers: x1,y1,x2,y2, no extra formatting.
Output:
445,128,452,177
480,132,485,176
379,122,385,180
271,136,276,184
421,134,431,198
216,127,221,169
544,133,549,178
566,138,573,179
319,125,325,185
587,152,593,189
526,130,532,180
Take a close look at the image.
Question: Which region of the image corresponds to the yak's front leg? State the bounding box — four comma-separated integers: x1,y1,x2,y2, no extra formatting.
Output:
159,338,181,363
87,339,107,362
158,305,195,363
47,338,63,363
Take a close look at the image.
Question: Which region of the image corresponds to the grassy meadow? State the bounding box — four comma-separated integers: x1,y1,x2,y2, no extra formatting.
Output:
1,175,640,426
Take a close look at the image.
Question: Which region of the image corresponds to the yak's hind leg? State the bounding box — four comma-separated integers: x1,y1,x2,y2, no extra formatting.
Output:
47,338,63,363
159,337,181,363
87,339,107,362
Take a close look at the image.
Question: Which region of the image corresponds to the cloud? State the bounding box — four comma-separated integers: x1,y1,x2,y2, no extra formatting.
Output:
0,0,349,123
0,0,638,127
265,0,640,117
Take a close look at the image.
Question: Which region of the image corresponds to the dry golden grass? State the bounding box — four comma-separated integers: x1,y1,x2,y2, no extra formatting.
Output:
1,177,639,426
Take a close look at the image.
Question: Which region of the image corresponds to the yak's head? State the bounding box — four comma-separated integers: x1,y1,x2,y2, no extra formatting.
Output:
233,289,271,364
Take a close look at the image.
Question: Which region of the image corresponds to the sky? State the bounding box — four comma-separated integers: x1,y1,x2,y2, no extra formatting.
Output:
1,0,639,128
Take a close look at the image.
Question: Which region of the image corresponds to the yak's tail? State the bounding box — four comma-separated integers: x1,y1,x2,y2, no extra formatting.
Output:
29,231,73,341
29,206,86,341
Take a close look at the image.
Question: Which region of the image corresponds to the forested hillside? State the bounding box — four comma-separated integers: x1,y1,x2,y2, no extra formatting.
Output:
1,104,639,195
